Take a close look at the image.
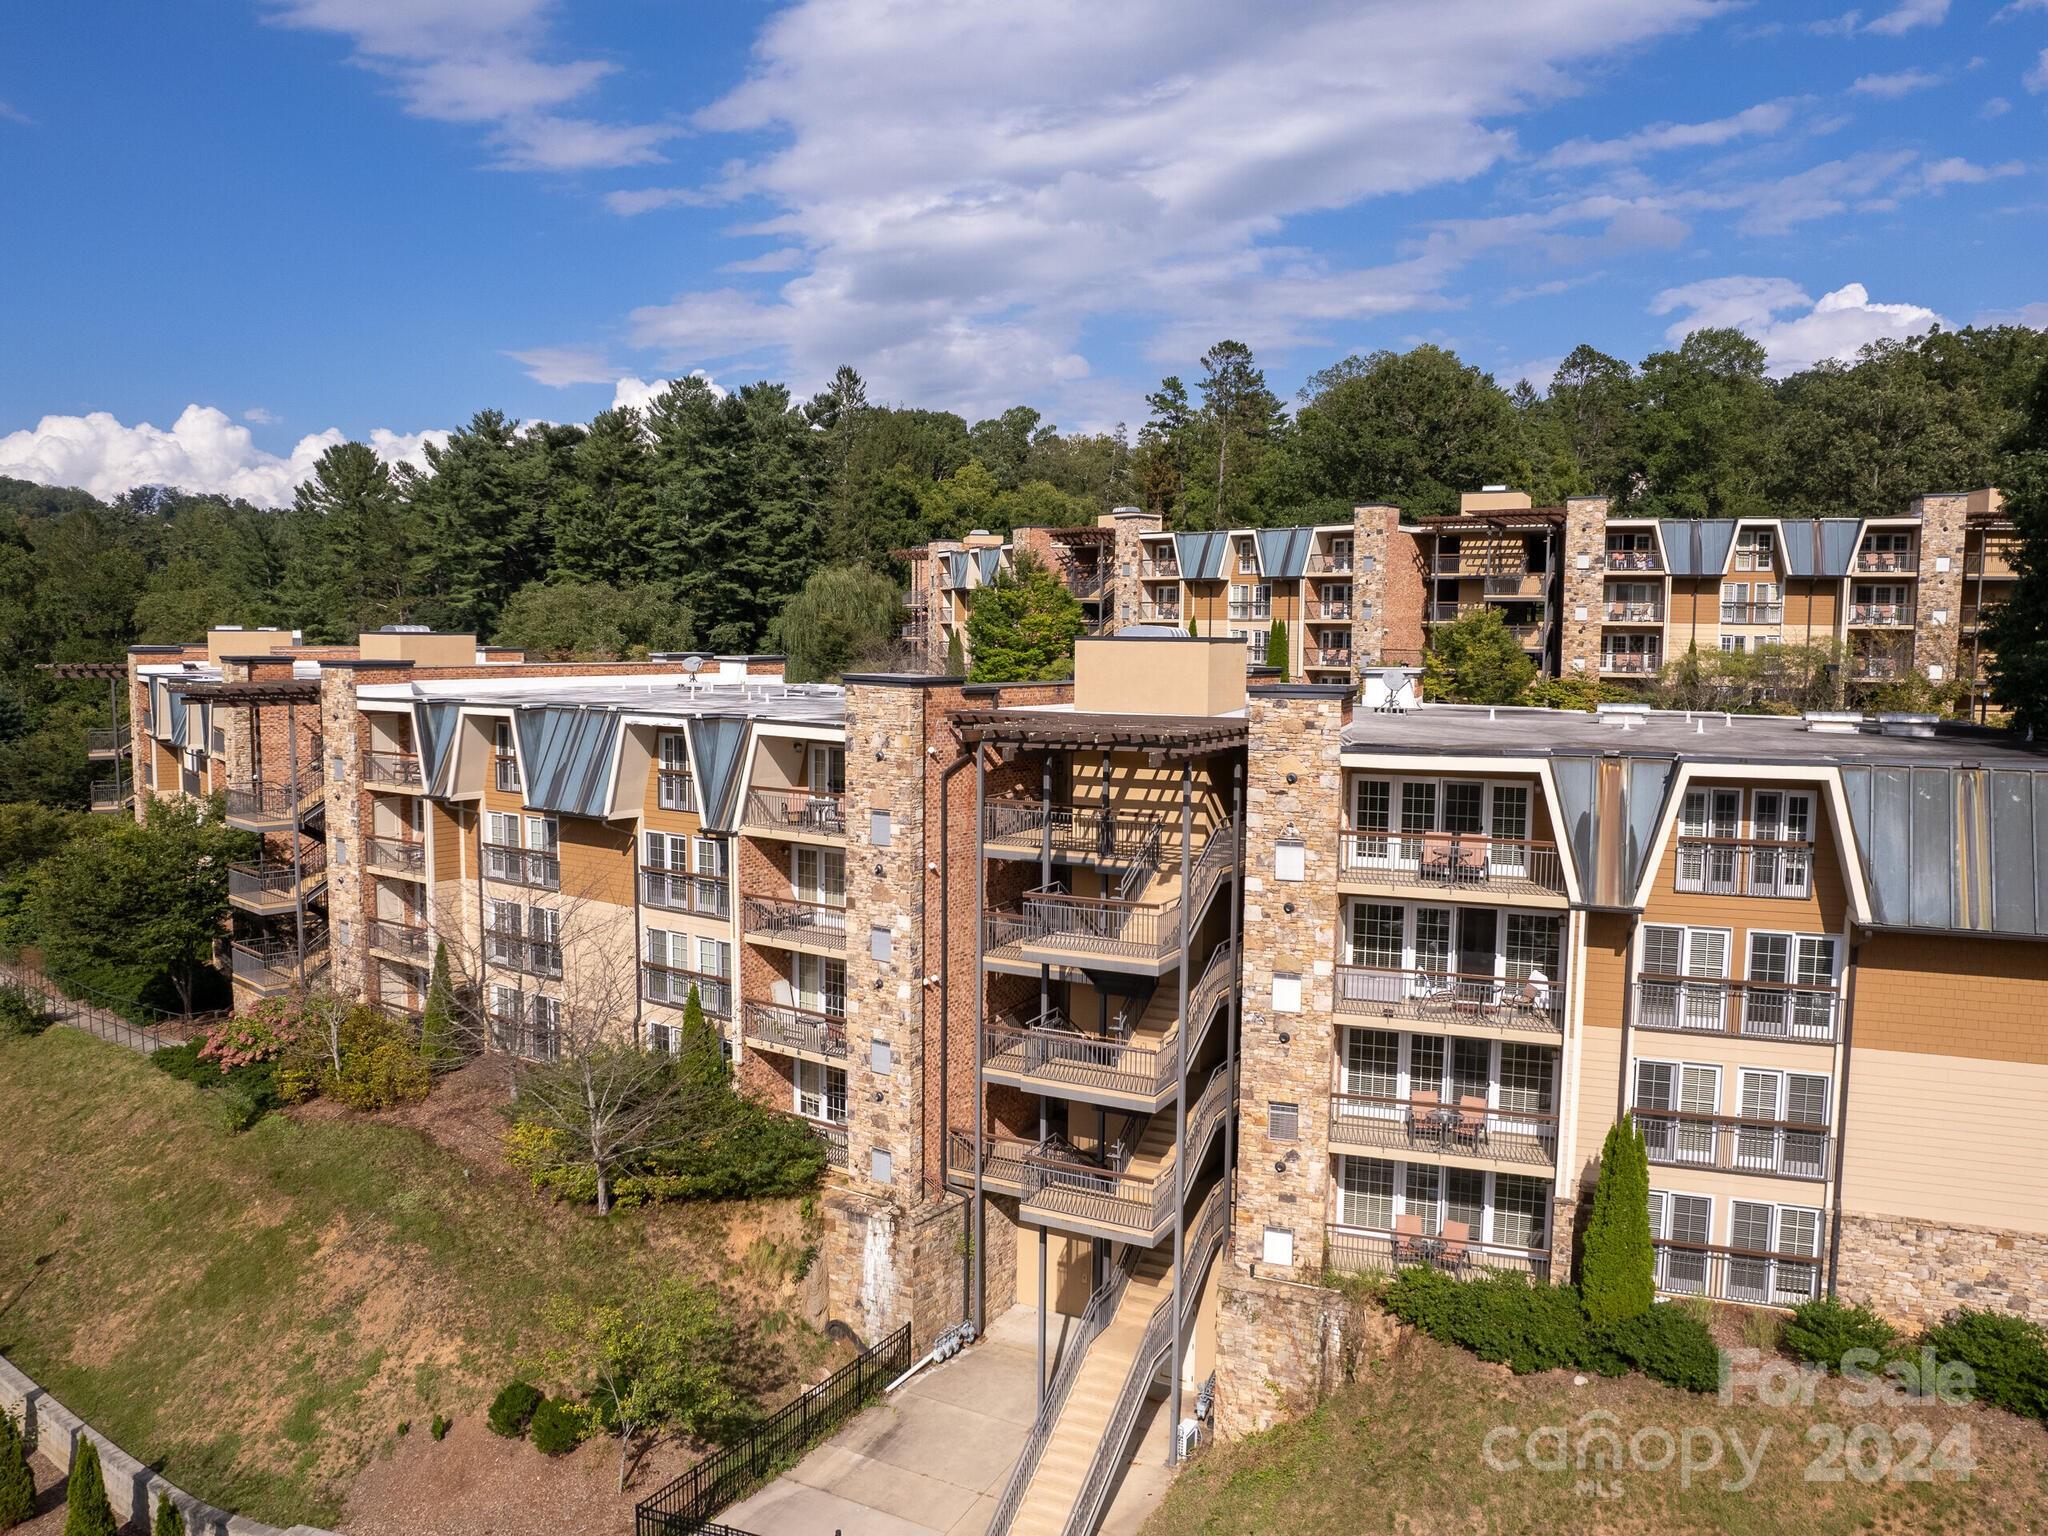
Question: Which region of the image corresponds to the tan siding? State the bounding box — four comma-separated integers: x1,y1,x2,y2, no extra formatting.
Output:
430,803,464,883
1842,1050,2048,1231
1852,931,2048,1064
1639,779,1849,953
1581,911,1631,1029
559,815,636,907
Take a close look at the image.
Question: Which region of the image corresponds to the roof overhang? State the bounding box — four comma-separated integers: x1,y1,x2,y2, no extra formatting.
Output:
950,708,1247,759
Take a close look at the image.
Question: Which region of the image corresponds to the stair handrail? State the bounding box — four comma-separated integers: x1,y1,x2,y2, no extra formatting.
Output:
1060,1183,1229,1536
983,1241,1142,1536
1186,816,1237,920
1115,816,1165,903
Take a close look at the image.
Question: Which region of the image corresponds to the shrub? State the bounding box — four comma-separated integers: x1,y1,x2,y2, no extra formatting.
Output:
327,1036,430,1111
430,1414,449,1442
528,1397,587,1456
1580,1119,1654,1327
1783,1297,1899,1373
196,1005,301,1072
1382,1267,1593,1374
1922,1309,2048,1420
63,1439,117,1536
1520,676,1612,712
0,1406,34,1528
1603,1305,1722,1393
487,1380,543,1439
0,983,52,1039
155,1033,283,1128
153,1490,187,1536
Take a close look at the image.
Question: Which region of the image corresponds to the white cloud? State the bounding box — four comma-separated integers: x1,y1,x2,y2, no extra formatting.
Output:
609,372,724,413
265,0,676,172
1982,96,2013,118
1850,69,1943,98
242,407,281,425
719,247,807,274
602,0,1720,422
0,405,450,507
1916,156,2026,190
505,345,617,387
1995,0,2048,18
1975,300,2048,328
1540,100,1797,168
1651,278,1943,373
1864,0,1949,34
2028,48,2048,93
0,99,29,125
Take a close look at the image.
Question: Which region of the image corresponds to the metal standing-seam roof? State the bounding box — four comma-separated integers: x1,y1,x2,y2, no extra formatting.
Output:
1843,764,2048,936
1660,521,1738,578
1549,752,1679,907
1255,527,1315,580
1775,518,1862,578
512,706,621,820
1173,531,1232,581
688,716,753,833
412,701,462,794
975,549,1003,585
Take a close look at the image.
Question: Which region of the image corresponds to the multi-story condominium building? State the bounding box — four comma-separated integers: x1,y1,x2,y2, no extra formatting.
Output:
115,618,2048,1536
901,485,2015,712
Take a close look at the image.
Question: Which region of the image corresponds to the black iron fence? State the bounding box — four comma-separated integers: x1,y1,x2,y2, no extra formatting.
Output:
634,1322,913,1536
1,958,221,1054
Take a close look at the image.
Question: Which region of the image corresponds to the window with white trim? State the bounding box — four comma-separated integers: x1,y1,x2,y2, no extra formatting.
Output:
795,1060,848,1124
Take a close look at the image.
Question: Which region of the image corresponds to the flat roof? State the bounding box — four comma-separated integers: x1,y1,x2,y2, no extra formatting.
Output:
357,672,846,726
1341,704,2047,768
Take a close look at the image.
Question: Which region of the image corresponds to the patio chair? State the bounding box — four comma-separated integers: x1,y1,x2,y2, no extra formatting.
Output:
1449,839,1488,884
1438,1220,1473,1272
1452,1094,1488,1147
1419,831,1455,882
1406,1088,1441,1139
1392,1212,1426,1264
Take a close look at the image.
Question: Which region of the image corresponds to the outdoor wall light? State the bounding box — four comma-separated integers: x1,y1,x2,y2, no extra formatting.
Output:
1277,1031,1291,1045
1285,772,1297,784
1282,902,1295,914
1274,1161,1287,1174
873,864,886,878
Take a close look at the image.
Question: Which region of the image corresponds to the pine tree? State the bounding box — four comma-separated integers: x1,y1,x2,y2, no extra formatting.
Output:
944,628,965,677
420,940,458,1068
1265,618,1288,679
677,986,728,1091
1580,1118,1655,1325
63,1439,117,1536
153,1490,187,1536
0,1406,34,1528
1187,615,1197,636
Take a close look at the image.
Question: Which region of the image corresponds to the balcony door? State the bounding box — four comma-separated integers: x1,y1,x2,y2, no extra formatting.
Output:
1648,1190,1713,1293
792,846,845,907
793,952,845,1018
1726,1201,1823,1304
1456,907,1496,984
1747,790,1813,897
1634,1058,1719,1165
1677,788,1741,890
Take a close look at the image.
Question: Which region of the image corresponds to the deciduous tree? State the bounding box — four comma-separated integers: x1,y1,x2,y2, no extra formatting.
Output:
965,553,1085,682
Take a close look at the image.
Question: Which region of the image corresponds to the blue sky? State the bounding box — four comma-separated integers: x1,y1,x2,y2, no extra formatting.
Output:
1,0,2043,503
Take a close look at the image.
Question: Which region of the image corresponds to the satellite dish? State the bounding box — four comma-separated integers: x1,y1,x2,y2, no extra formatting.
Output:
681,655,704,675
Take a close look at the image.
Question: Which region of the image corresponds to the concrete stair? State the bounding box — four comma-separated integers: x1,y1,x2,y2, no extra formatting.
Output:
1007,1247,1175,1536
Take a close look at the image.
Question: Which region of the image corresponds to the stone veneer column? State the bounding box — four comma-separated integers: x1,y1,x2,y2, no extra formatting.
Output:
925,541,963,670
1350,504,1398,666
1560,495,1610,677
1217,683,1352,1433
1910,493,1970,683
320,668,368,1001
1111,507,1163,632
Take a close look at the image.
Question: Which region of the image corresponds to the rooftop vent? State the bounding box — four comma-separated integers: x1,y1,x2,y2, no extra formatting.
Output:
967,528,990,537
1596,702,1651,720
1482,483,1508,493
1877,712,1939,739
379,624,432,634
1802,711,1863,734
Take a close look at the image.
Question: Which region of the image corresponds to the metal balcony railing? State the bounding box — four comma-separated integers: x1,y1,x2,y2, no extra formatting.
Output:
1600,651,1661,675
1339,832,1566,897
1632,975,1839,1042
89,779,128,810
1603,600,1663,622
641,965,732,1017
656,770,696,813
981,803,1167,863
1632,1108,1831,1180
1673,838,1813,898
983,1008,1175,1101
483,843,561,890
1604,549,1661,572
744,1001,848,1059
494,755,520,793
1855,550,1917,573
1429,601,1483,623
86,728,129,756
1966,548,2018,579
1720,602,1784,625
1325,1223,1551,1283
1139,558,1179,579
1333,964,1564,1033
1848,602,1915,627
228,853,328,906
742,787,847,837
640,869,730,917
223,777,324,828
1852,653,1907,681
363,750,423,787
811,1121,849,1169
486,930,563,977
1227,601,1272,622
1307,599,1352,620
1138,601,1182,622
1653,1239,1823,1305
1307,552,1354,574
367,919,430,960
1067,569,1110,599
743,895,848,950
1328,1092,1557,1168
1305,647,1353,668
1018,1067,1229,1238
488,1013,560,1062
363,836,426,874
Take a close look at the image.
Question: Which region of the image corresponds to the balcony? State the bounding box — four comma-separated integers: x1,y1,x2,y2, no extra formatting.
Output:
223,778,324,832
640,868,731,917
1325,1223,1551,1284
86,728,130,758
1653,1239,1822,1306
486,930,562,978
367,919,430,963
1966,548,2018,580
489,1014,560,1063
483,842,561,890
1600,651,1661,676
1673,838,1813,899
982,804,1166,865
1632,976,1838,1043
1855,550,1917,574
493,755,520,794
743,1001,847,1061
742,787,847,839
227,853,329,915
1305,647,1353,669
1307,599,1353,622
89,779,130,812
656,770,696,813
1333,965,1563,1037
1307,552,1354,575
363,751,423,789
743,895,847,953
1603,600,1664,623
811,1121,850,1170
1227,601,1272,623
1067,569,1111,600
641,965,732,1017
1605,549,1661,573
1138,601,1182,623
1961,604,2003,634
1851,652,1907,682
363,836,426,878
1848,602,1915,627
1631,1109,1831,1181
1139,558,1179,579
1329,1092,1557,1170
230,931,327,995
1429,602,1482,624
1719,603,1783,626
1339,832,1566,901
1482,570,1543,599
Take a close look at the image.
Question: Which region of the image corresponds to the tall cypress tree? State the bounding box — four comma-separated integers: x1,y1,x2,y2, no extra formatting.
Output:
63,1439,117,1536
1265,618,1289,679
0,1406,34,1527
1580,1118,1655,1324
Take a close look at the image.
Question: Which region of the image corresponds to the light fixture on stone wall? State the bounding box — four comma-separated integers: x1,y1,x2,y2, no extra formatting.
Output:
1277,1031,1291,1045
873,864,886,878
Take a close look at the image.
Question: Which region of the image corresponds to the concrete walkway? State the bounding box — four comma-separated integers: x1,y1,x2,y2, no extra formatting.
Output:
722,1305,1184,1536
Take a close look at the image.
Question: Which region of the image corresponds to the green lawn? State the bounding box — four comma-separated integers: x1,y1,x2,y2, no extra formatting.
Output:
1148,1322,2048,1536
0,1028,827,1527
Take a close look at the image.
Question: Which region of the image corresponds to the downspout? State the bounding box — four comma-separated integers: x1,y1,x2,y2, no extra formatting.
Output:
1825,940,1861,1298
1168,762,1191,1466
935,744,972,1197
972,748,989,1333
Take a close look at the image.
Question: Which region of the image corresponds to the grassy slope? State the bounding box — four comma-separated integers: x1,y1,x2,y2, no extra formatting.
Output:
1146,1329,2048,1536
0,1028,827,1527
